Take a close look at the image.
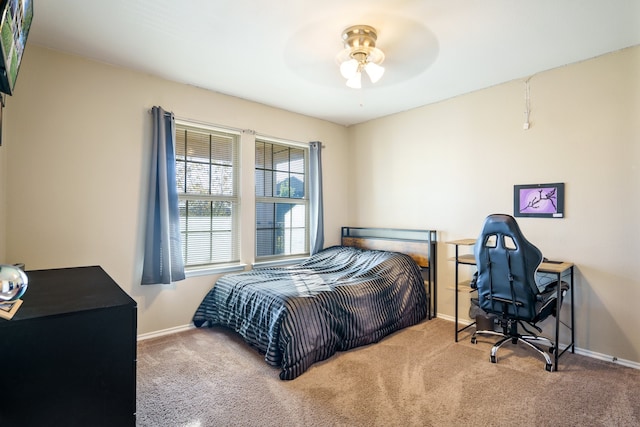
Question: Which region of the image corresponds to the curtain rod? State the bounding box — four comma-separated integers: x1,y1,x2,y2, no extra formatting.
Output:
148,108,325,148
147,108,172,116
147,109,243,133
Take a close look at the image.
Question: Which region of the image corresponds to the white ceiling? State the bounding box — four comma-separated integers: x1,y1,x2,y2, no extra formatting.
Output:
27,0,640,126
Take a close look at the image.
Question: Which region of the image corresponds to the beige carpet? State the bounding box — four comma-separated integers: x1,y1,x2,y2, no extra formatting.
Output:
137,318,640,426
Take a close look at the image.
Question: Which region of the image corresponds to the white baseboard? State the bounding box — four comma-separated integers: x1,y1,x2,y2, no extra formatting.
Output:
436,313,470,325
435,313,640,370
137,324,195,341
573,347,640,369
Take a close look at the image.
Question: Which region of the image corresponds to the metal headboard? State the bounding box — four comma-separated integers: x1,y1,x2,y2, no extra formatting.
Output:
341,226,438,319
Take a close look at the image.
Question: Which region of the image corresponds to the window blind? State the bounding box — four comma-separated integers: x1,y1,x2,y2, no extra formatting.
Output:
175,124,240,267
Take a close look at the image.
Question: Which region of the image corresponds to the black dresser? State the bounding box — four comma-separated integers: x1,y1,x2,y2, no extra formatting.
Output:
0,266,137,426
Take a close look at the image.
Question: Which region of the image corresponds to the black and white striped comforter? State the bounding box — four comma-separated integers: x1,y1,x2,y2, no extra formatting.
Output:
193,246,428,380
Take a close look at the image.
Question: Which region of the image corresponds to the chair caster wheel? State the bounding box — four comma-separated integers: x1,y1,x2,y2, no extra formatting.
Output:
490,355,497,364
548,346,555,354
471,337,477,344
545,363,553,372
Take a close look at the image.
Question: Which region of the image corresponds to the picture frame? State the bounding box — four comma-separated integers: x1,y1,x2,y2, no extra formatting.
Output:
513,182,565,218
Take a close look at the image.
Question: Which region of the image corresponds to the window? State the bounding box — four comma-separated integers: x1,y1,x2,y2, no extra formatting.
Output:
255,139,308,259
175,123,240,268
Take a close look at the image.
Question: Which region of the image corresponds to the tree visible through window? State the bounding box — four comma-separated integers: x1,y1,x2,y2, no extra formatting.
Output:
255,139,308,258
175,123,240,267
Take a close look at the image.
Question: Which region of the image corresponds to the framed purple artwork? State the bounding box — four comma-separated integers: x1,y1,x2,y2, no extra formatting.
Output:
513,183,565,218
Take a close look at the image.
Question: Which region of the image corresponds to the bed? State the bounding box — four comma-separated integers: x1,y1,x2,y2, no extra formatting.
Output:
192,227,437,380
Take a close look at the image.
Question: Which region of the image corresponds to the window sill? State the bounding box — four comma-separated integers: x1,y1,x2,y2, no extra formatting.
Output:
184,256,310,277
185,263,247,278
252,257,309,269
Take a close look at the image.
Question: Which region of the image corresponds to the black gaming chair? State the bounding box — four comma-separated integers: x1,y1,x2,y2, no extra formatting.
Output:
470,214,567,371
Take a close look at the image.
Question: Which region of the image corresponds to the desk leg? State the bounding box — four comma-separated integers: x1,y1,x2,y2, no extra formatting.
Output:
554,272,561,371
429,271,432,320
553,266,575,371
570,266,575,353
454,245,459,342
432,242,437,318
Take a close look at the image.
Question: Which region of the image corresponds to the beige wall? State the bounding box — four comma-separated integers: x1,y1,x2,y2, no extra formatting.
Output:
2,43,639,365
1,46,350,335
348,46,640,364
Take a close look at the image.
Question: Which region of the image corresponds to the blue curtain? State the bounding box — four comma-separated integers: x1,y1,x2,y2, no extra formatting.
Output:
309,141,324,255
142,106,185,284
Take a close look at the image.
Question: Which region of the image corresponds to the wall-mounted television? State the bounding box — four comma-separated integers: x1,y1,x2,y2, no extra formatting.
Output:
0,0,33,96
513,182,565,218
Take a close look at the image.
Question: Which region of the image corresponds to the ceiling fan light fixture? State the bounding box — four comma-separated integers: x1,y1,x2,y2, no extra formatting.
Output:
336,25,385,88
340,58,359,79
346,71,362,89
364,61,385,83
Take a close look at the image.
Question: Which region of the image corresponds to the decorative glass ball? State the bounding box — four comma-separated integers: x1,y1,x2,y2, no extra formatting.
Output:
0,265,28,302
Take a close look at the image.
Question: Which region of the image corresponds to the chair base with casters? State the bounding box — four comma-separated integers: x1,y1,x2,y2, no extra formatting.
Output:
471,298,556,371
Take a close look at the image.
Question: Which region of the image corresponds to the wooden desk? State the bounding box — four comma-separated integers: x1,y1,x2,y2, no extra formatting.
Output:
447,239,575,370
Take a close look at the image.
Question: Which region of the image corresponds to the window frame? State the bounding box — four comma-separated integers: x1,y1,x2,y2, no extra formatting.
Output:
254,136,310,261
174,120,242,272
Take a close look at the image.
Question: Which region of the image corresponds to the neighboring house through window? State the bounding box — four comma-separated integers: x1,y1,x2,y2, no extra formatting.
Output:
255,138,309,259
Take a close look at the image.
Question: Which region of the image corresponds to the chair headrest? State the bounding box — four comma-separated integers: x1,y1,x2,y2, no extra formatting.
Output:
475,213,542,273
480,214,524,240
